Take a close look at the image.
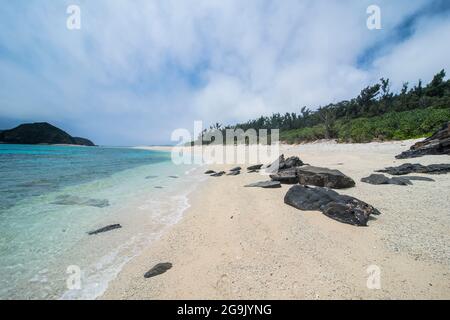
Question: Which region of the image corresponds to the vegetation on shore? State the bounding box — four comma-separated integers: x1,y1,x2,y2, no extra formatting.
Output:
200,70,450,144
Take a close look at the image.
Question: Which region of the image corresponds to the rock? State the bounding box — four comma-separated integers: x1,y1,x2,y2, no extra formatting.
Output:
227,171,240,176
245,181,282,188
396,122,450,159
154,186,164,189
168,175,179,179
270,168,298,184
52,195,109,208
247,169,260,173
145,175,158,179
403,176,435,182
267,154,304,172
88,224,122,235
376,163,450,175
247,164,264,171
0,122,95,146
211,171,226,177
204,170,216,174
361,174,411,186
230,167,242,172
284,185,380,226
296,166,356,189
144,262,173,279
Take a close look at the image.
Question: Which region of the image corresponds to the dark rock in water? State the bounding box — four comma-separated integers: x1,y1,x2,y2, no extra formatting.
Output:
396,122,450,159
227,171,240,176
52,195,109,208
247,164,263,171
361,174,412,186
284,185,380,226
211,171,226,177
168,175,179,179
376,163,450,175
245,181,281,188
145,175,158,179
144,262,173,278
88,224,122,235
296,166,356,189
154,186,164,189
230,167,242,172
0,122,95,146
270,168,298,184
204,170,216,174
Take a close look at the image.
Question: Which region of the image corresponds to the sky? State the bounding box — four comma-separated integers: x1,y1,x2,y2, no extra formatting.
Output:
1,0,449,146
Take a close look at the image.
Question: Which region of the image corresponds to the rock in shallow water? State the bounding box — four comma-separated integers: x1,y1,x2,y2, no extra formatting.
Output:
284,185,380,226
144,262,173,278
52,195,110,208
88,224,122,235
376,163,450,175
296,166,356,189
245,181,282,188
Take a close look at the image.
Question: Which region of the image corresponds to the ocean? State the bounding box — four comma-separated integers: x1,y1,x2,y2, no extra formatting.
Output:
0,144,203,299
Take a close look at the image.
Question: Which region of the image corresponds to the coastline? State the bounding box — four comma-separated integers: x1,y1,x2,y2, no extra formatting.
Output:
102,140,450,299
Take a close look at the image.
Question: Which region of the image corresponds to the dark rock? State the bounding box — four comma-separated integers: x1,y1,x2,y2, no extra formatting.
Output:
227,171,240,176
168,175,179,179
396,122,450,159
296,166,356,189
376,163,450,175
270,168,298,184
144,262,173,279
361,174,411,186
52,195,109,208
284,185,380,226
230,167,242,172
403,176,435,182
145,175,158,179
211,171,226,177
245,181,282,188
247,169,260,173
154,186,164,189
204,170,216,174
267,154,304,172
247,164,264,171
88,224,122,235
0,122,95,146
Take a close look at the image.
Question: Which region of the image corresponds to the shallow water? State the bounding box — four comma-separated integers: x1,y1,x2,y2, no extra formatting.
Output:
0,145,203,299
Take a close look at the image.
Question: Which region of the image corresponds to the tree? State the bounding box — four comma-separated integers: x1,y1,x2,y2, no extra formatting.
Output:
317,105,336,139
426,69,446,97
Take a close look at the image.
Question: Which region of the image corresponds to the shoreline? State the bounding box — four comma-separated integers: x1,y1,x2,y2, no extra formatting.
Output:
102,140,450,299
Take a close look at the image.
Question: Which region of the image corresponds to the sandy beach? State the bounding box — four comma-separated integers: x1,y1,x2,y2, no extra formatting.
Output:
102,140,450,300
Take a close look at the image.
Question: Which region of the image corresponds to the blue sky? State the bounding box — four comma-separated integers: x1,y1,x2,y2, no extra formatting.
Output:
1,0,449,146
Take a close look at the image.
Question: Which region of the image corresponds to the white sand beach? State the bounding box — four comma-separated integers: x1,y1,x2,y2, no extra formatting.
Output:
102,140,450,300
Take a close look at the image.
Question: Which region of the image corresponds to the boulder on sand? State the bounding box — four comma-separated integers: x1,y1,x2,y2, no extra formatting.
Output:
247,164,263,171
267,154,304,172
144,263,173,279
227,171,241,176
211,171,226,177
245,181,282,189
376,163,450,176
361,173,435,185
296,166,356,189
284,185,380,226
204,170,215,174
396,122,450,159
270,168,298,184
230,167,242,172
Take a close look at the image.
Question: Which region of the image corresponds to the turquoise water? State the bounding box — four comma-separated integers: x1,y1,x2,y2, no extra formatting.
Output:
0,145,203,299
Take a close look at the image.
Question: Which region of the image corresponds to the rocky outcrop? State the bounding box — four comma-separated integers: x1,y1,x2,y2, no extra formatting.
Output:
376,163,450,175
0,122,95,146
267,154,304,172
284,185,380,226
396,122,450,159
270,168,298,184
296,166,356,189
144,263,173,279
245,181,282,188
361,174,435,185
88,224,122,235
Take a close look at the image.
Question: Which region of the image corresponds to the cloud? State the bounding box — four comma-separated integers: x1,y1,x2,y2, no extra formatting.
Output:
0,0,448,145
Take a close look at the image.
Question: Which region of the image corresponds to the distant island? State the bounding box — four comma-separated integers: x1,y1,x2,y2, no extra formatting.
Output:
0,122,95,146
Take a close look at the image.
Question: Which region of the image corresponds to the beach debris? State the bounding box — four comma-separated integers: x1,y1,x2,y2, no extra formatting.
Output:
247,164,264,171
145,175,158,179
284,185,380,226
204,170,216,174
144,262,173,279
361,174,435,186
87,224,122,235
227,171,241,176
396,122,450,159
52,195,110,208
245,181,282,188
230,167,242,172
211,171,226,177
376,163,450,176
296,166,356,189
